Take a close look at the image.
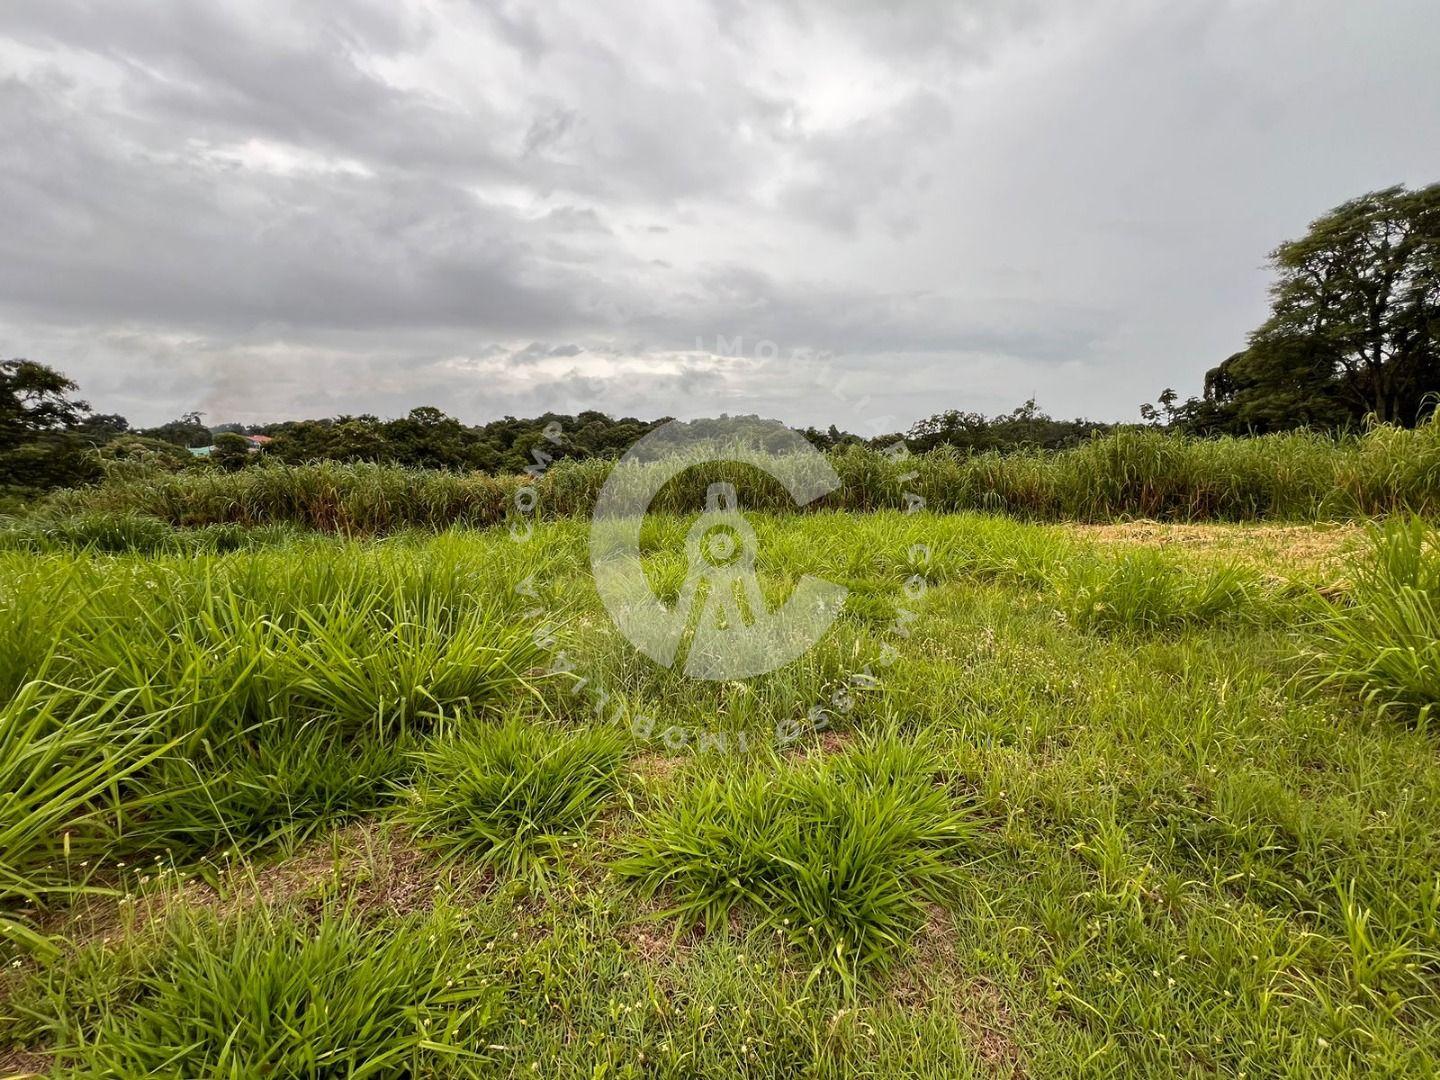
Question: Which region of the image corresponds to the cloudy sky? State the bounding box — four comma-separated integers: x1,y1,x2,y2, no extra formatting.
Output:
2,1,1438,433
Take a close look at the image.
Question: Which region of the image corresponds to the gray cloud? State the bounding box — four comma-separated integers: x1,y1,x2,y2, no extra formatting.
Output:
1,0,1439,428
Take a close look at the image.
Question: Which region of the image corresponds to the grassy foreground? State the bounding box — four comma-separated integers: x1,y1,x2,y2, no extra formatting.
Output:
1,512,1438,1077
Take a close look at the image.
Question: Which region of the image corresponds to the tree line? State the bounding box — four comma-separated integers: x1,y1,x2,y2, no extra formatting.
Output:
0,365,1117,503
4,181,1437,503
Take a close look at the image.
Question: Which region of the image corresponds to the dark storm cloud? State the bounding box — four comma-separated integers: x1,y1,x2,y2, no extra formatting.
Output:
1,0,1438,427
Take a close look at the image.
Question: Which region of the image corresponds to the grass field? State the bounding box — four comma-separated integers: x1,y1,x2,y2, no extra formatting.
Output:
2,510,1438,1077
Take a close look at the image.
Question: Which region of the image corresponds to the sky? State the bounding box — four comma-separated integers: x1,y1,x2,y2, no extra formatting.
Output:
1,1,1438,435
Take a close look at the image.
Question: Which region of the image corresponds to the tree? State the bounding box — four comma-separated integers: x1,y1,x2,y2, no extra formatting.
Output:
0,359,101,496
210,432,253,472
386,406,473,468
74,413,131,445
1139,388,1181,428
901,401,1111,453
0,359,89,447
1183,183,1440,432
97,434,192,472
144,411,213,448
1204,340,1354,432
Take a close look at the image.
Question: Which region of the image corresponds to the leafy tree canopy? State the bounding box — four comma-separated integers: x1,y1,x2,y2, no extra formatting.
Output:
1157,183,1440,433
211,432,253,472
0,359,102,499
141,411,213,448
0,359,89,449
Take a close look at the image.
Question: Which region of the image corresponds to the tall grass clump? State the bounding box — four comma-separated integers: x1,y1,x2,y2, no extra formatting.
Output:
1314,517,1440,724
1055,549,1266,632
0,511,180,554
140,725,411,854
0,534,556,877
0,512,306,554
0,683,167,901
615,737,978,984
4,535,552,740
33,903,505,1077
41,460,516,533
1335,417,1440,518
401,718,627,883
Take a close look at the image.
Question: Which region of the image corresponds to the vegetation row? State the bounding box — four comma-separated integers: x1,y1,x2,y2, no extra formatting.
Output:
11,416,1439,537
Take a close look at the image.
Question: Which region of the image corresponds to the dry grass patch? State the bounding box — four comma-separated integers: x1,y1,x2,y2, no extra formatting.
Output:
1064,520,1362,579
0,1045,48,1079
616,913,706,970
628,750,687,785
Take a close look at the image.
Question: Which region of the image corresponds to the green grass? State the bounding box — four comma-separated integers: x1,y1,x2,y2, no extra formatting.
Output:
140,724,410,854
1055,548,1268,632
2,511,1439,1077
0,532,555,911
0,511,306,555
0,681,173,924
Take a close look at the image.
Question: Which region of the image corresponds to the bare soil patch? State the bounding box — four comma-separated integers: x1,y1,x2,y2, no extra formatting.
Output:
37,823,480,957
890,905,1026,1076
